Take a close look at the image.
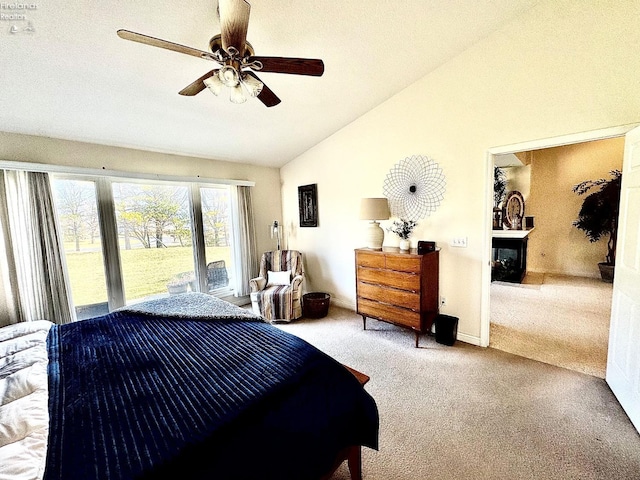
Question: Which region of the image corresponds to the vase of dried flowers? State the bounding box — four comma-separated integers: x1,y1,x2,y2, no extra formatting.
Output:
388,218,417,251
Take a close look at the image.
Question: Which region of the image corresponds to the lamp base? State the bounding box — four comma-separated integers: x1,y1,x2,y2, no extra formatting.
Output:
364,221,384,249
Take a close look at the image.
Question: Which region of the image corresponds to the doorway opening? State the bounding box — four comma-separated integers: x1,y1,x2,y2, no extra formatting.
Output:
482,126,634,378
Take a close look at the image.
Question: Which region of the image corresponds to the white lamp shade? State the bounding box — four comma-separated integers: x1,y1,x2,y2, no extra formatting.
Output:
219,65,240,87
229,83,247,104
203,74,224,96
241,74,264,97
359,198,390,220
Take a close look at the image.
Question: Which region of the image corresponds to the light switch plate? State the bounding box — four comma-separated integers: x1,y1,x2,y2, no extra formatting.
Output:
451,237,468,247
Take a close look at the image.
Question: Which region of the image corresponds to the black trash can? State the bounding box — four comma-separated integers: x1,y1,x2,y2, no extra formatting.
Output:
302,292,331,318
435,314,458,346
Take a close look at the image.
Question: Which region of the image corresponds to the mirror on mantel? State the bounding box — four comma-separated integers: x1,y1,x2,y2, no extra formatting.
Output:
493,152,533,232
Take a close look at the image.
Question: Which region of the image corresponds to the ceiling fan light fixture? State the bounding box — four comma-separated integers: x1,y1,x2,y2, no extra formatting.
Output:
203,74,224,96
241,73,263,98
229,83,247,104
118,0,324,108
218,65,239,87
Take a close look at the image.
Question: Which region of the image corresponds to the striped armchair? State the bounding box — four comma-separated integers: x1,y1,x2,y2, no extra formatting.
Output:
249,250,304,322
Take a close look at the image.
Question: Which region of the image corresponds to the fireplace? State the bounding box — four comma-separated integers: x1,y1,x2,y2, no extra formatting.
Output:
491,236,529,283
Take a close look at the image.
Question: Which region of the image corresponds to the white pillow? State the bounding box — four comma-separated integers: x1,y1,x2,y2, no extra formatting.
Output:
266,270,292,287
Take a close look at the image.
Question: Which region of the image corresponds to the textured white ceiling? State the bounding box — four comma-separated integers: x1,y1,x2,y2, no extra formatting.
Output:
0,0,539,168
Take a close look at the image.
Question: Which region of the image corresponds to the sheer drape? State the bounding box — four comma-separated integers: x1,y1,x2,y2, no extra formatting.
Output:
0,170,75,325
233,185,258,297
0,171,21,326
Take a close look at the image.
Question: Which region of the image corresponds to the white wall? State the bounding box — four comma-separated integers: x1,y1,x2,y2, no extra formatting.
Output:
280,0,640,344
0,131,283,260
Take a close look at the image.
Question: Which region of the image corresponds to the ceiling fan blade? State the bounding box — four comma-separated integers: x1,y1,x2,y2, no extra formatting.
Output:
179,70,218,96
247,72,281,107
218,0,251,55
248,56,324,76
117,29,215,61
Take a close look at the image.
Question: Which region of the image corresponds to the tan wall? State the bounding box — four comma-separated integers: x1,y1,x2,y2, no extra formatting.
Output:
280,0,640,344
503,165,531,202
526,138,624,277
0,131,283,258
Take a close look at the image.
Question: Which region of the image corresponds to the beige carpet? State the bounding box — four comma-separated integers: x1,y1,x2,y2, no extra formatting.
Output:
490,274,612,378
272,306,640,480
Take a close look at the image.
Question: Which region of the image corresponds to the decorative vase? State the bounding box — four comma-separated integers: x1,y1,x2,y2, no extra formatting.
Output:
399,239,410,251
493,208,503,230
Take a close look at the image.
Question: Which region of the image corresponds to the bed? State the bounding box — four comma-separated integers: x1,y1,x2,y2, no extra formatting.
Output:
0,293,378,480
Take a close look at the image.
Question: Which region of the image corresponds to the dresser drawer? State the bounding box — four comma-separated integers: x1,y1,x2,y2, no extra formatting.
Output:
385,255,422,273
357,267,420,291
355,251,386,269
358,298,421,329
357,282,420,310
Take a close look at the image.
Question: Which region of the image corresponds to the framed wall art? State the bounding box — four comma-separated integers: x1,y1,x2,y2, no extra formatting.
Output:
298,184,318,227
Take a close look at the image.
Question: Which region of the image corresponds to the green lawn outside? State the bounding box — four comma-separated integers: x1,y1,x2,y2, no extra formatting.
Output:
65,246,232,306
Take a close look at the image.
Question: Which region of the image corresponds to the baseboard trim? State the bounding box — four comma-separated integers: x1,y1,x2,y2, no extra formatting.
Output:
457,332,482,346
331,301,485,347
331,298,355,310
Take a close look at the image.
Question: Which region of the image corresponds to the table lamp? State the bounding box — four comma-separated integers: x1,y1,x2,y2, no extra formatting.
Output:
359,198,390,249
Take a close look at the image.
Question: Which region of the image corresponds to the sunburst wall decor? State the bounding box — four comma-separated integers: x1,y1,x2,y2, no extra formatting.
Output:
383,154,446,220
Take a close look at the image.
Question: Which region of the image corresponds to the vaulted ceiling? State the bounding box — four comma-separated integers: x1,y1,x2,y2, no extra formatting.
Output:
0,0,539,168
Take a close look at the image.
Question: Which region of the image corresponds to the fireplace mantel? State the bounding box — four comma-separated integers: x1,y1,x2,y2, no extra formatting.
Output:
492,228,534,239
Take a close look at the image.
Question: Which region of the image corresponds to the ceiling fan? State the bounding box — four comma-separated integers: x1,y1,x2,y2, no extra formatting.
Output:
117,0,324,107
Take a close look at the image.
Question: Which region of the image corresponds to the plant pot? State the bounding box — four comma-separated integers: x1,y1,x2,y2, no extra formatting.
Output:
399,239,410,251
598,262,614,283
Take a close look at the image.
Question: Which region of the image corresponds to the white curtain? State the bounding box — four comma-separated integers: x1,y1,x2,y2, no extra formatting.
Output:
233,185,258,297
0,170,75,325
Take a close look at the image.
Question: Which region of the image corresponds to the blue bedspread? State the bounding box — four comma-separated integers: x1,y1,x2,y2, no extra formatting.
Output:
45,295,378,480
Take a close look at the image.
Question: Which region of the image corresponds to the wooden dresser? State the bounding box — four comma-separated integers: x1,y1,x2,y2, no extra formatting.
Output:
355,247,439,347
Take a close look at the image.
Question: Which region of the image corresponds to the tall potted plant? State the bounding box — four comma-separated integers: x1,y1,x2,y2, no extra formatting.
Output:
572,170,622,282
493,166,507,229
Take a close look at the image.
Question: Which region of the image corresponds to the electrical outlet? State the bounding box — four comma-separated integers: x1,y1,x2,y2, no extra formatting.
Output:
440,296,446,307
451,236,468,248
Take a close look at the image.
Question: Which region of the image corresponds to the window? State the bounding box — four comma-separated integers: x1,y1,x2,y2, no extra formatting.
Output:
52,175,240,318
201,186,233,293
52,178,109,319
112,181,196,303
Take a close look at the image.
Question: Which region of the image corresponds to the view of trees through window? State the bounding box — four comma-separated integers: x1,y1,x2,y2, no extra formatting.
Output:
52,178,108,318
113,182,196,304
52,177,234,319
201,186,233,293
